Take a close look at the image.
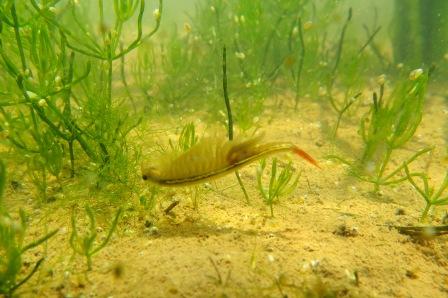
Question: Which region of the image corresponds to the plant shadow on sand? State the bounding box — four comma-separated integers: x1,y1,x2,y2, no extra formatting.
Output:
153,216,288,240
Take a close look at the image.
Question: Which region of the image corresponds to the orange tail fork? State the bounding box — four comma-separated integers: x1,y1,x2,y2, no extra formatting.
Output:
291,146,320,168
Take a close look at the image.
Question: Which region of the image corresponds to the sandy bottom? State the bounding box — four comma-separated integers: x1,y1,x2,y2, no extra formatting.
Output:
6,93,448,297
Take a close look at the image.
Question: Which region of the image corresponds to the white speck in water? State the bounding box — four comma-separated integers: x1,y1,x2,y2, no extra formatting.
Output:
26,91,39,99
376,74,386,85
64,271,70,279
366,161,375,174
302,262,310,271
235,52,246,60
318,86,327,97
310,259,320,269
303,21,313,30
38,98,47,107
267,254,275,263
153,9,160,20
409,68,423,81
292,26,299,36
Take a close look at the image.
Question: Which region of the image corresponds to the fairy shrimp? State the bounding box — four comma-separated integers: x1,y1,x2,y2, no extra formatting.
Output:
142,133,319,186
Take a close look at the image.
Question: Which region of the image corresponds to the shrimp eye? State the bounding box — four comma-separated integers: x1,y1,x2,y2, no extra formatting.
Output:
142,174,148,180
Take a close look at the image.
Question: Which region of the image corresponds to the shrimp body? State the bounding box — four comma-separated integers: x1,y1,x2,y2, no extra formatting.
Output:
142,134,318,186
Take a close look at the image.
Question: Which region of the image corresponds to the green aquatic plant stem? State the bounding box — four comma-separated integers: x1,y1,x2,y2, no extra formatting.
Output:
332,92,361,139
29,0,163,61
10,3,27,73
107,34,113,106
62,51,77,177
15,76,97,162
327,7,352,110
294,18,305,110
168,122,198,152
0,208,58,297
4,5,99,168
358,26,382,55
327,148,432,193
404,163,448,221
0,160,5,209
355,70,430,192
120,43,137,112
261,7,289,70
222,45,250,203
222,46,233,140
257,158,300,217
70,207,123,271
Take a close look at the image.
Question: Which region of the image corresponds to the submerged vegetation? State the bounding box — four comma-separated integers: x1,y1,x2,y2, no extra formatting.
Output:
256,158,300,217
404,162,448,221
70,206,122,271
0,160,58,297
0,0,447,295
329,68,433,192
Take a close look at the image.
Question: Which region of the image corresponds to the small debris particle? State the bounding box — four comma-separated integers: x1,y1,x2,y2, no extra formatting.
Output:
395,208,406,216
112,263,124,279
442,213,448,225
333,224,359,237
345,269,359,286
406,270,418,279
10,180,21,190
144,226,160,236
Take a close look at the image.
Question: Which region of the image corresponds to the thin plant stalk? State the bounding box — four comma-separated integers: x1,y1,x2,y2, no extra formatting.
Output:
294,18,305,110
222,45,250,204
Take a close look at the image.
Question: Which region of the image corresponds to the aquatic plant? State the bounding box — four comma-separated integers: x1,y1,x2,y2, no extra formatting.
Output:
393,0,448,73
0,160,57,297
356,69,430,191
291,18,306,110
329,69,431,192
157,28,205,110
324,8,379,138
404,163,448,221
139,185,160,215
222,45,250,202
325,8,353,102
0,210,58,297
0,0,162,197
256,158,300,217
0,160,5,209
70,206,122,271
169,122,198,152
132,42,156,109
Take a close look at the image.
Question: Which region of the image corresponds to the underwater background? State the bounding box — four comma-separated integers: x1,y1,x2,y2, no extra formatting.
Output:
1,0,448,297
